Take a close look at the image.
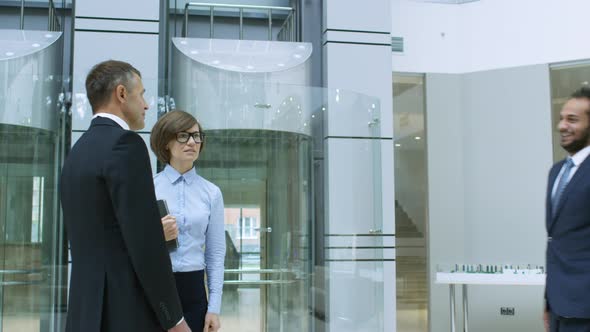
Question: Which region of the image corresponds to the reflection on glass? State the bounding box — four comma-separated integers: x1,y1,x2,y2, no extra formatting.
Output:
393,73,428,332
164,78,386,331
0,29,66,332
549,63,590,162
0,124,62,332
198,129,311,332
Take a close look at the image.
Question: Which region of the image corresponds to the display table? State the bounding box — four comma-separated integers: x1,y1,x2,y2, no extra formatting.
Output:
435,272,545,332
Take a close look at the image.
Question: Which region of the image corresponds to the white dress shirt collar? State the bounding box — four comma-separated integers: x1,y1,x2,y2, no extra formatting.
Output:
92,113,130,130
570,145,590,167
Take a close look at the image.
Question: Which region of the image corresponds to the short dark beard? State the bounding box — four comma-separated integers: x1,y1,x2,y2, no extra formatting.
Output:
563,126,590,154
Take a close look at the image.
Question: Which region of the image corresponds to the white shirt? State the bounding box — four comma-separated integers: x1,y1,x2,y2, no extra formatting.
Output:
92,113,130,130
551,145,590,197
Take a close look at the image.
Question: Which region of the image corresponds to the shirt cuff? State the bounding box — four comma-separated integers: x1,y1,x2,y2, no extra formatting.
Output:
208,293,222,314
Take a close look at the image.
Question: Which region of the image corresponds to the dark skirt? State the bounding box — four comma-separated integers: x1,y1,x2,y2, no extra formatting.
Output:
173,270,208,331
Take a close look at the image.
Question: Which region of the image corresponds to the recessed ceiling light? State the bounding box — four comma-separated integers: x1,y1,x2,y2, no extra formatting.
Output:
297,45,305,49
180,40,188,45
32,43,40,47
212,60,220,65
277,63,285,67
583,81,589,85
5,52,14,56
44,34,53,38
395,143,401,147
415,136,422,140
293,54,302,59
246,65,254,70
190,50,199,54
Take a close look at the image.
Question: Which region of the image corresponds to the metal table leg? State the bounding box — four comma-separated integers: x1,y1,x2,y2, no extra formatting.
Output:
463,284,469,332
450,284,456,332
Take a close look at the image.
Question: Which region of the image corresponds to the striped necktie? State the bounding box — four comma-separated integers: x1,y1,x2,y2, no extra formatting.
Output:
552,158,575,216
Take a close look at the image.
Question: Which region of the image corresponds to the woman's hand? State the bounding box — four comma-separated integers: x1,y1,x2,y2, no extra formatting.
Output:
161,214,178,241
203,313,220,332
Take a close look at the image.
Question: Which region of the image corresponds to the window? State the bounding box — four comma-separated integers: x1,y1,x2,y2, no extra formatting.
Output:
31,176,44,243
237,216,258,239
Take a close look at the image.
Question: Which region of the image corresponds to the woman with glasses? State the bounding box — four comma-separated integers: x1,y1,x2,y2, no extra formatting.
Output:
150,110,226,332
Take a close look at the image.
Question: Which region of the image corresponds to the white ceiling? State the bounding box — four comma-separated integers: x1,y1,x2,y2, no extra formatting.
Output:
410,0,480,4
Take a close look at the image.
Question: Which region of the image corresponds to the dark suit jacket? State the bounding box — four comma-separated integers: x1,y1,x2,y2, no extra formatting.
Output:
546,155,590,318
61,117,183,331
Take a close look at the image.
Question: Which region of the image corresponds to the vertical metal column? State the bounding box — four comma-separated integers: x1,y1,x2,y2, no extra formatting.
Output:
20,0,25,29
268,9,272,40
183,4,189,37
48,1,53,31
239,8,243,40
209,7,214,38
450,284,456,332
463,284,469,332
290,11,295,41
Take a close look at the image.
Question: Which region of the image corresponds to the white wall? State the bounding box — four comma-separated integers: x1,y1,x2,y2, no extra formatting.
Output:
426,64,552,332
425,73,466,331
391,1,461,73
392,0,590,73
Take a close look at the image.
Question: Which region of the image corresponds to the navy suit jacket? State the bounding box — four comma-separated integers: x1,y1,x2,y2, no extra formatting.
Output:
546,154,590,318
61,117,183,331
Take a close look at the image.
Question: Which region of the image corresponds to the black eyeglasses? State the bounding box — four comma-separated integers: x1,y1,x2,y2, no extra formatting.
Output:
176,131,205,143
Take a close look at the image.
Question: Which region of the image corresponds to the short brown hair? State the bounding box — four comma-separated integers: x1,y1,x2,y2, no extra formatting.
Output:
150,110,205,164
85,60,141,113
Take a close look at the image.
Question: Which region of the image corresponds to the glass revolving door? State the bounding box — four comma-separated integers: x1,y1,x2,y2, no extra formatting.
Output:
197,129,312,332
0,29,66,332
0,125,60,332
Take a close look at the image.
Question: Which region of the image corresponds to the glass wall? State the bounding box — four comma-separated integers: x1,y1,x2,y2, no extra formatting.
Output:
393,73,428,332
549,62,590,162
198,129,311,332
0,30,68,332
159,74,385,331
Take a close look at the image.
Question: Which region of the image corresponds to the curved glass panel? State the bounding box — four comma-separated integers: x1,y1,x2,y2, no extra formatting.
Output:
197,129,312,331
168,80,383,332
0,30,66,332
172,38,312,73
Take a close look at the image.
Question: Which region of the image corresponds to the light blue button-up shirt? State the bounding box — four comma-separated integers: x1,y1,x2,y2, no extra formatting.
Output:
154,164,226,314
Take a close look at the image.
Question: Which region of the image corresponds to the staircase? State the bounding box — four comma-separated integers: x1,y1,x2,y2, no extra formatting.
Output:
396,200,423,238
395,201,428,309
396,256,428,308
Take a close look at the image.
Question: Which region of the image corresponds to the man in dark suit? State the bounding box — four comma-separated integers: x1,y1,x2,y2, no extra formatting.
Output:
61,60,191,332
544,87,590,332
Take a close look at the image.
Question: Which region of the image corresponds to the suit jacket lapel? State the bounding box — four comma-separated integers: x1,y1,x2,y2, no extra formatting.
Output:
552,155,590,224
547,161,563,231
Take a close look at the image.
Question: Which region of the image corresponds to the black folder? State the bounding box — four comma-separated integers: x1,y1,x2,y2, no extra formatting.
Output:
156,199,179,251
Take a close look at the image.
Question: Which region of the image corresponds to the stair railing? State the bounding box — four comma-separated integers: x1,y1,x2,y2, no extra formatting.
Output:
181,2,296,41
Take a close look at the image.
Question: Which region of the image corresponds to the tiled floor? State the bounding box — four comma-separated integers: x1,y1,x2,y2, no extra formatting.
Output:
2,316,39,331
397,308,428,332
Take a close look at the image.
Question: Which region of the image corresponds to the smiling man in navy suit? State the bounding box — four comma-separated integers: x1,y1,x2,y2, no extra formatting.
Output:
60,60,191,332
544,87,590,332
